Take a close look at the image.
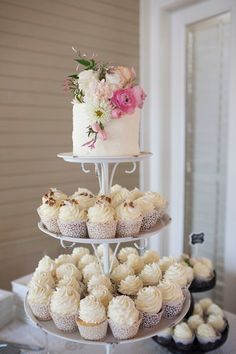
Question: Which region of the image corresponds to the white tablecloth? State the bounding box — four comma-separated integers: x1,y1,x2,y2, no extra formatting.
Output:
0,311,235,354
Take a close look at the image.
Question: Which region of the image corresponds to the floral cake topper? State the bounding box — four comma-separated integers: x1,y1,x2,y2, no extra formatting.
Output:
65,49,146,149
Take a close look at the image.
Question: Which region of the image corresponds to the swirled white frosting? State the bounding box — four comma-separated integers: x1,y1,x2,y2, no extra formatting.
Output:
125,254,144,274
207,314,225,331
42,188,67,205
158,279,184,303
108,295,139,326
36,255,56,274
82,262,101,282
79,295,106,324
199,258,213,270
50,286,80,315
111,188,133,208
78,254,98,269
28,284,52,305
174,323,193,339
118,275,143,296
130,187,144,200
139,263,162,285
206,304,223,317
142,250,160,265
116,201,142,221
59,200,87,222
144,192,168,210
38,200,59,218
72,247,90,261
111,264,134,284
30,271,55,288
56,263,82,281
90,285,113,308
198,298,213,312
164,263,188,287
87,202,115,223
55,254,76,267
57,276,83,294
158,256,177,273
110,184,123,196
196,324,217,338
135,286,162,313
70,191,95,209
193,262,213,280
193,303,204,317
87,274,113,293
187,315,204,331
133,196,155,215
118,247,138,263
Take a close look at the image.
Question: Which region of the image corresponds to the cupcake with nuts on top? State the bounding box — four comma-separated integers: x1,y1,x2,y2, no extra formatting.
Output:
70,189,95,209
42,188,67,205
50,286,80,332
139,263,162,286
158,279,184,319
133,196,158,231
37,197,60,233
111,188,132,208
118,275,143,296
28,284,53,321
108,295,141,339
87,201,117,239
135,286,163,328
116,201,142,237
58,199,88,238
76,295,108,340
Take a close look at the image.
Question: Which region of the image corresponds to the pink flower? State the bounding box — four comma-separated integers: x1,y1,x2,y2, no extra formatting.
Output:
91,123,100,132
106,66,136,88
111,88,137,115
111,108,123,119
132,86,147,108
98,129,108,141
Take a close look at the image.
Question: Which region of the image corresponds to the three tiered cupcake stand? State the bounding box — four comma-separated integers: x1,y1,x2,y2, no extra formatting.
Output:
24,152,191,354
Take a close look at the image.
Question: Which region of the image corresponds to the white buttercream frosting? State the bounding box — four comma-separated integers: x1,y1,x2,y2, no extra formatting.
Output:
90,285,113,308
207,314,226,331
28,284,52,305
118,275,143,296
30,271,55,288
193,262,213,280
193,303,204,317
111,264,134,284
158,279,184,303
164,263,188,287
38,199,60,218
108,295,139,326
57,276,84,294
174,323,193,339
110,184,122,196
118,247,138,263
139,263,162,285
50,286,80,315
144,192,168,210
198,298,213,312
142,250,160,265
126,254,144,274
130,187,144,200
42,188,67,205
78,254,98,269
133,196,155,215
72,247,90,261
82,262,101,282
79,295,106,324
135,286,162,313
55,254,76,267
87,202,115,223
36,255,56,274
56,263,82,281
196,324,217,338
206,304,223,317
187,315,204,331
111,188,132,208
70,191,95,209
59,199,87,222
158,256,177,273
116,201,142,221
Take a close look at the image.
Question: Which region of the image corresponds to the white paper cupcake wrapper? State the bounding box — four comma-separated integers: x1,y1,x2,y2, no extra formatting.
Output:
108,315,142,340
58,220,87,238
40,215,60,234
77,319,108,340
29,303,51,321
116,218,142,238
87,220,117,239
141,308,163,328
140,210,159,231
51,312,78,332
162,299,184,319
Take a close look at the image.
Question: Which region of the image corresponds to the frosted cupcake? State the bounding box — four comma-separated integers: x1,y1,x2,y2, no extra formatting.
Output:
55,254,76,267
134,197,158,231
116,201,142,237
118,275,143,296
193,262,213,283
158,279,184,319
110,184,123,196
111,188,132,208
50,286,80,332
72,247,90,262
139,263,162,286
125,254,144,274
196,323,220,350
82,262,102,283
28,284,52,320
76,295,108,340
117,247,138,263
130,187,144,200
108,295,141,339
142,249,160,265
37,197,60,233
96,194,112,205
42,188,67,205
187,314,204,331
193,303,204,317
78,254,98,270
173,322,195,350
70,190,95,209
155,327,173,344
57,276,85,296
30,271,55,289
158,256,177,273
198,298,213,313
58,199,87,238
36,255,56,276
206,303,224,317
144,191,168,217
87,201,117,239
135,286,163,328
110,264,134,285
164,263,188,288
90,285,113,308
87,274,113,293
207,314,226,332
56,263,82,281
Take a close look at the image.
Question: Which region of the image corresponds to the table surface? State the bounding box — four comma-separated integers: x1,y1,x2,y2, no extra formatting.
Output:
0,311,235,354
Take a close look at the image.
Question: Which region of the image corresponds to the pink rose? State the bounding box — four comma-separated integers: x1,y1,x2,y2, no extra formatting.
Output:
111,88,137,115
132,86,147,108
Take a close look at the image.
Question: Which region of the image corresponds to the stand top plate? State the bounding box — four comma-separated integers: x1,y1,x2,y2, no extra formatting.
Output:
57,152,152,163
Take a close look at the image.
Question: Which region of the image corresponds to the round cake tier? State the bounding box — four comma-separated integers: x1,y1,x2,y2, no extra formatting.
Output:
24,290,191,346
57,151,152,163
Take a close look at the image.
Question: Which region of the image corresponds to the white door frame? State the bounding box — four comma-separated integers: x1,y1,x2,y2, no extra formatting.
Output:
140,0,236,312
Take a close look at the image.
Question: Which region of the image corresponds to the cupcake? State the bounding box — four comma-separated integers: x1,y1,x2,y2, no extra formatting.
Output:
56,263,82,281
87,201,117,239
193,262,213,283
158,279,184,319
207,314,226,332
50,287,80,332
193,303,204,317
144,191,168,217
72,247,90,262
164,263,188,288
55,254,76,267
187,314,204,331
158,256,177,273
125,254,144,274
96,194,112,205
30,271,55,289
118,275,143,296
110,264,134,285
117,247,138,263
82,262,101,283
196,323,220,350
110,184,123,196
142,250,160,265
139,263,162,286
116,201,142,237
58,199,88,238
42,188,67,204
135,286,163,328
70,190,95,209
37,197,60,233
28,284,52,321
111,188,132,208
76,295,108,340
198,298,213,313
35,255,56,275
206,303,224,317
133,197,158,231
130,187,144,200
90,285,113,308
57,276,85,296
87,274,113,293
108,295,141,339
173,322,195,350
155,327,173,344
78,254,98,270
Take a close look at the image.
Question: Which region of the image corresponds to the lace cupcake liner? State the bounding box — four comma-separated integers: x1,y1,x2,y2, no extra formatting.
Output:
140,308,163,328
29,302,51,321
58,220,87,238
39,215,60,234
51,312,78,332
116,218,142,238
87,220,117,239
108,315,142,340
76,319,108,340
140,210,159,231
162,299,184,319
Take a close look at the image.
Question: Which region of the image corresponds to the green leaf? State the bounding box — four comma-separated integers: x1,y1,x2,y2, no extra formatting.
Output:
75,58,92,67
99,122,104,130
68,74,79,79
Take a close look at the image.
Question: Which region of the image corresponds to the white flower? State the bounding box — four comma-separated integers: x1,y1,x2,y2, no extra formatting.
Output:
84,98,112,126
105,72,122,89
78,70,99,92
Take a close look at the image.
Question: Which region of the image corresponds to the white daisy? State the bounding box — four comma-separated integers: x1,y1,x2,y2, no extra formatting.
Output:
85,99,112,126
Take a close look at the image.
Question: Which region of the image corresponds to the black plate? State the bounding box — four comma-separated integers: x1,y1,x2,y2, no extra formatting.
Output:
152,320,229,354
189,271,216,293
